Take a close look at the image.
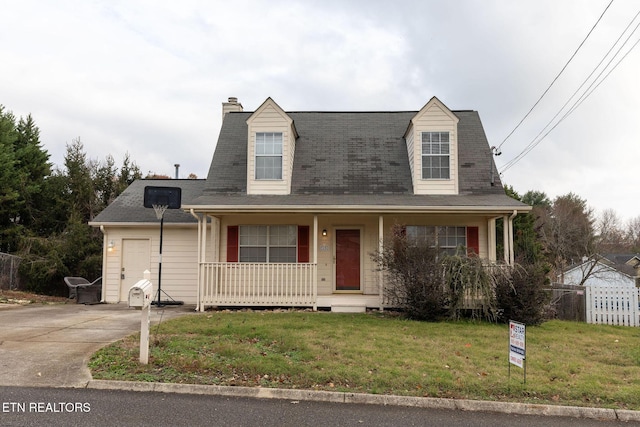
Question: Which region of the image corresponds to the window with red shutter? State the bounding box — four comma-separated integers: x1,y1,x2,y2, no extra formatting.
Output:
466,226,479,256
297,225,309,263
227,226,239,262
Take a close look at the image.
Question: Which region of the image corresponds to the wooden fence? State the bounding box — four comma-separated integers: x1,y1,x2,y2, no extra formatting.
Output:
551,284,586,322
585,285,640,326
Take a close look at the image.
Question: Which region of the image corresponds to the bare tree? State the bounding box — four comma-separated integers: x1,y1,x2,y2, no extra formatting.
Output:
539,193,595,281
624,216,640,252
596,208,627,253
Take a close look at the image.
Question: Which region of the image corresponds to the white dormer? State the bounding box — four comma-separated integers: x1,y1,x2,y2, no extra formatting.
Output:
246,98,298,195
404,97,459,195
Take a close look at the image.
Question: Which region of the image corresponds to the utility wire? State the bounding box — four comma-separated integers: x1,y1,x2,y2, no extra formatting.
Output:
496,0,614,151
500,11,640,173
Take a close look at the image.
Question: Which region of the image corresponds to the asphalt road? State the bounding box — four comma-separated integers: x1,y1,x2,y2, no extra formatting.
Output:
2,386,639,427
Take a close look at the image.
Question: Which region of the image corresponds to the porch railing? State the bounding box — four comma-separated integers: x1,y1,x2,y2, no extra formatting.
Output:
200,262,317,309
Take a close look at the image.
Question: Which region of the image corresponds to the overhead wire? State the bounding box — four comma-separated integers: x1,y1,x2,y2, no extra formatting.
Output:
495,0,614,152
499,8,640,174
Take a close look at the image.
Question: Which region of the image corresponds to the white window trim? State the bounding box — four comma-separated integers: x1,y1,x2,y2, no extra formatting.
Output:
255,132,283,180
239,225,297,263
421,131,451,180
406,225,466,255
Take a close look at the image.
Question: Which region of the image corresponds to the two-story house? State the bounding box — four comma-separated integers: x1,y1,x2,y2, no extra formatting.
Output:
90,96,531,311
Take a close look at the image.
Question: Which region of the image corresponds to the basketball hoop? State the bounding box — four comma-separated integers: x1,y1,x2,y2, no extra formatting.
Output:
152,204,168,220
143,186,184,307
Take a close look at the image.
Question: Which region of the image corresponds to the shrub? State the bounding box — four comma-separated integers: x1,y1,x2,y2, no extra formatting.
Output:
441,254,500,322
373,225,503,322
495,262,551,326
373,224,550,324
372,226,446,321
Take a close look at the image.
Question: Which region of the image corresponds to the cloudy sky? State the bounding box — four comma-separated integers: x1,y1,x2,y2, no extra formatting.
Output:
1,0,638,221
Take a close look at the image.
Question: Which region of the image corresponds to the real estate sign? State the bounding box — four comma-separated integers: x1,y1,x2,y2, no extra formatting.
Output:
509,320,526,369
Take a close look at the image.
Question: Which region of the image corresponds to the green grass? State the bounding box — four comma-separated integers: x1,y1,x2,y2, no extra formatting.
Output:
89,311,640,410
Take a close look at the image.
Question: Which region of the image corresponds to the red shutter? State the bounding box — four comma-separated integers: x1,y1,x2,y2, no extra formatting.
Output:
297,225,310,263
227,226,239,262
466,226,479,256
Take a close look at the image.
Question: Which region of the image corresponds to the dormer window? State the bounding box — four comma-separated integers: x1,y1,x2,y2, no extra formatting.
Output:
256,132,283,180
421,131,450,179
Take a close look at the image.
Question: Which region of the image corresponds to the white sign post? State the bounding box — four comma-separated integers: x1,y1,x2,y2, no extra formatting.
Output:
509,320,526,383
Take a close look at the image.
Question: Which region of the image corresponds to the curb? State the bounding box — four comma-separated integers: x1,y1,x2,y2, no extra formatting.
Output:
86,380,640,422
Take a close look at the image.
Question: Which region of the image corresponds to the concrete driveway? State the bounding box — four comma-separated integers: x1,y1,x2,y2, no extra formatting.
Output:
0,302,194,388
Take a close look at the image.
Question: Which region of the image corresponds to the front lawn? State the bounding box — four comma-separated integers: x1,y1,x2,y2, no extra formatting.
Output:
89,311,640,410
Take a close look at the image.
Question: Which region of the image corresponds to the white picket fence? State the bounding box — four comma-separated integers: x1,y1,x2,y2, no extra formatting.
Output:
585,285,640,326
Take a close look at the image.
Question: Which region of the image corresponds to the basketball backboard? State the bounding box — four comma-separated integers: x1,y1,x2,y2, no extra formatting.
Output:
143,186,182,209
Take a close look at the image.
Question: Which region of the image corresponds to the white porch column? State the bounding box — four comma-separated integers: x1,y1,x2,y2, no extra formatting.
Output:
487,218,497,262
313,215,318,311
210,216,220,262
508,210,516,266
189,210,204,312
378,215,384,310
313,215,318,264
503,215,509,264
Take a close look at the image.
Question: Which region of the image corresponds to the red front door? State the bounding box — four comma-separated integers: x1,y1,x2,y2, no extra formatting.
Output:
336,229,361,291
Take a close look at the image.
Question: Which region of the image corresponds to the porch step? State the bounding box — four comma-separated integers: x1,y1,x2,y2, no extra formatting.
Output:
331,303,366,313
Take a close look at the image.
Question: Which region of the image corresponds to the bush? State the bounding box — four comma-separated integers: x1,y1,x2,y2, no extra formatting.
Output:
18,236,69,295
17,220,102,296
441,254,501,322
373,225,502,322
495,262,551,326
373,224,550,324
372,226,446,321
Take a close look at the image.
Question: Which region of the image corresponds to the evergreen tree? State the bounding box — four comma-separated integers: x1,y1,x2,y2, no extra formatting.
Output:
14,114,51,232
0,106,21,252
498,186,544,264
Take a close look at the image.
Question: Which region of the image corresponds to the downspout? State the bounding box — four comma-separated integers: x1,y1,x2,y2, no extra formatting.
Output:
508,210,517,266
190,209,202,312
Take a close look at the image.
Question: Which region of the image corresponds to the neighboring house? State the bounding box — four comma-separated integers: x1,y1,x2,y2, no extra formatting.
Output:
560,254,640,288
90,96,531,311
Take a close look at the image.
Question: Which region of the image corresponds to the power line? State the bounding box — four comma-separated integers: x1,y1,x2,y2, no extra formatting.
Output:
499,10,640,174
496,0,614,152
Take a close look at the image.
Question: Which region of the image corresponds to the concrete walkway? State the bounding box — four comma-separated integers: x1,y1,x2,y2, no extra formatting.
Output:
0,302,194,387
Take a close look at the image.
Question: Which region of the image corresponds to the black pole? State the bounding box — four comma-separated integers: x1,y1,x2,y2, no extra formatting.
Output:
157,213,164,307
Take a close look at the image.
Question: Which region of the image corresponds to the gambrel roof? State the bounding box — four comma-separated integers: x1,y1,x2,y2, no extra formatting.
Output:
91,100,530,225
189,109,527,212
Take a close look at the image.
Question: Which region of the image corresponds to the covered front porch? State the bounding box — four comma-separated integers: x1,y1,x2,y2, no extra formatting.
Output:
188,209,519,312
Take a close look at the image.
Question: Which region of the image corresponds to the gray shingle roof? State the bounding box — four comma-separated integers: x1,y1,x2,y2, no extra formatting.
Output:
192,109,526,211
90,179,206,224
93,104,529,224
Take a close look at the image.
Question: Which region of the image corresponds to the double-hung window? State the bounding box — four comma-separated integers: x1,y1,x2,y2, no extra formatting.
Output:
255,132,283,180
421,132,450,179
239,225,297,262
406,225,466,255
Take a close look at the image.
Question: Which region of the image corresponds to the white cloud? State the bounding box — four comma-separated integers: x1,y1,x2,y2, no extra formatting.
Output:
1,0,638,220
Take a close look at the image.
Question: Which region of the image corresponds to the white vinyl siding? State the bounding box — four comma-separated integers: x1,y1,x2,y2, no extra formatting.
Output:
255,132,283,179
408,97,459,195
100,226,201,304
239,225,297,263
246,99,296,195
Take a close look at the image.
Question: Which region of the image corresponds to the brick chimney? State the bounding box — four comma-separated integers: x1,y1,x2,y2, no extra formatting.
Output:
222,97,243,120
